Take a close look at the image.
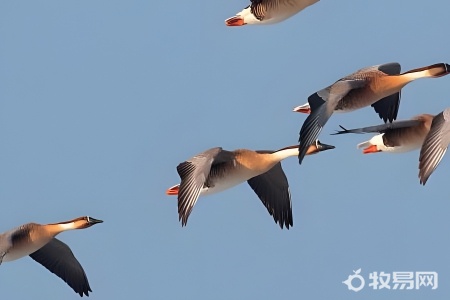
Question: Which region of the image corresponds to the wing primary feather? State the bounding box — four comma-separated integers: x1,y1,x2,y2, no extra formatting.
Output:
176,147,223,225
29,239,91,296
418,110,450,185
247,159,292,229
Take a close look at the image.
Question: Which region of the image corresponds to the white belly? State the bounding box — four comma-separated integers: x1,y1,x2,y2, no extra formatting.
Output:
384,141,423,153
200,172,255,196
3,241,48,263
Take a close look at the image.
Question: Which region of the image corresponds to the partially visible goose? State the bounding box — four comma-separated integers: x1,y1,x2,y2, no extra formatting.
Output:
225,0,319,26
0,216,103,297
332,114,434,154
166,141,335,228
333,108,450,185
297,62,450,164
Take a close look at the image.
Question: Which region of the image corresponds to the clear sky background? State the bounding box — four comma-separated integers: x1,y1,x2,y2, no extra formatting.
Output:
1,1,450,299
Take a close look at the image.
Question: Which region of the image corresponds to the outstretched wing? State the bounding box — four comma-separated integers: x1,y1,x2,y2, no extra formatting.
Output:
370,63,402,122
298,79,365,164
371,92,401,123
176,147,234,225
418,109,450,185
247,151,292,229
29,238,91,297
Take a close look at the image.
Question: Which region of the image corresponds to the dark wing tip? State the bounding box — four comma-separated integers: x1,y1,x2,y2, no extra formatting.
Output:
419,175,428,186
418,162,433,186
78,286,91,297
178,201,192,227
179,213,189,226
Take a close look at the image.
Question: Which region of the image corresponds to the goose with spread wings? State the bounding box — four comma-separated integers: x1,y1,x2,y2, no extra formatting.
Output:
0,216,103,297
333,108,450,185
166,141,335,229
333,113,434,154
297,62,450,164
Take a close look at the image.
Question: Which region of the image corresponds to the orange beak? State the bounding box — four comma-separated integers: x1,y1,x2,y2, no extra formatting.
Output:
363,145,381,154
166,185,179,195
225,16,246,26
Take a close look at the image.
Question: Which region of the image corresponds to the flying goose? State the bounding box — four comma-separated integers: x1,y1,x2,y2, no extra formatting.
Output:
297,62,450,164
333,108,450,185
166,141,335,228
225,0,319,26
0,216,103,297
333,114,434,154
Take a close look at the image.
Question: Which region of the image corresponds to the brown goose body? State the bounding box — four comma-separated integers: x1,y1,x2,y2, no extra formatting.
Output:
0,216,103,297
334,114,434,154
381,115,432,149
166,141,335,228
201,148,287,193
297,62,450,164
334,109,450,185
2,223,56,263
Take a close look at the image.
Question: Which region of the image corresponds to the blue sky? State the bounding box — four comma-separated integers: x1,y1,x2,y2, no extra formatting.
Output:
1,0,450,299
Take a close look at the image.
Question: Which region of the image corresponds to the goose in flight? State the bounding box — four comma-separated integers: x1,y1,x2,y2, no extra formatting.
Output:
297,62,450,164
0,216,103,296
333,113,434,154
333,108,450,185
166,141,335,228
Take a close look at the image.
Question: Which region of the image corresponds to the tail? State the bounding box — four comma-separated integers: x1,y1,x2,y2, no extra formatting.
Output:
166,184,179,195
331,125,350,135
331,125,367,135
357,140,372,149
293,103,311,114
